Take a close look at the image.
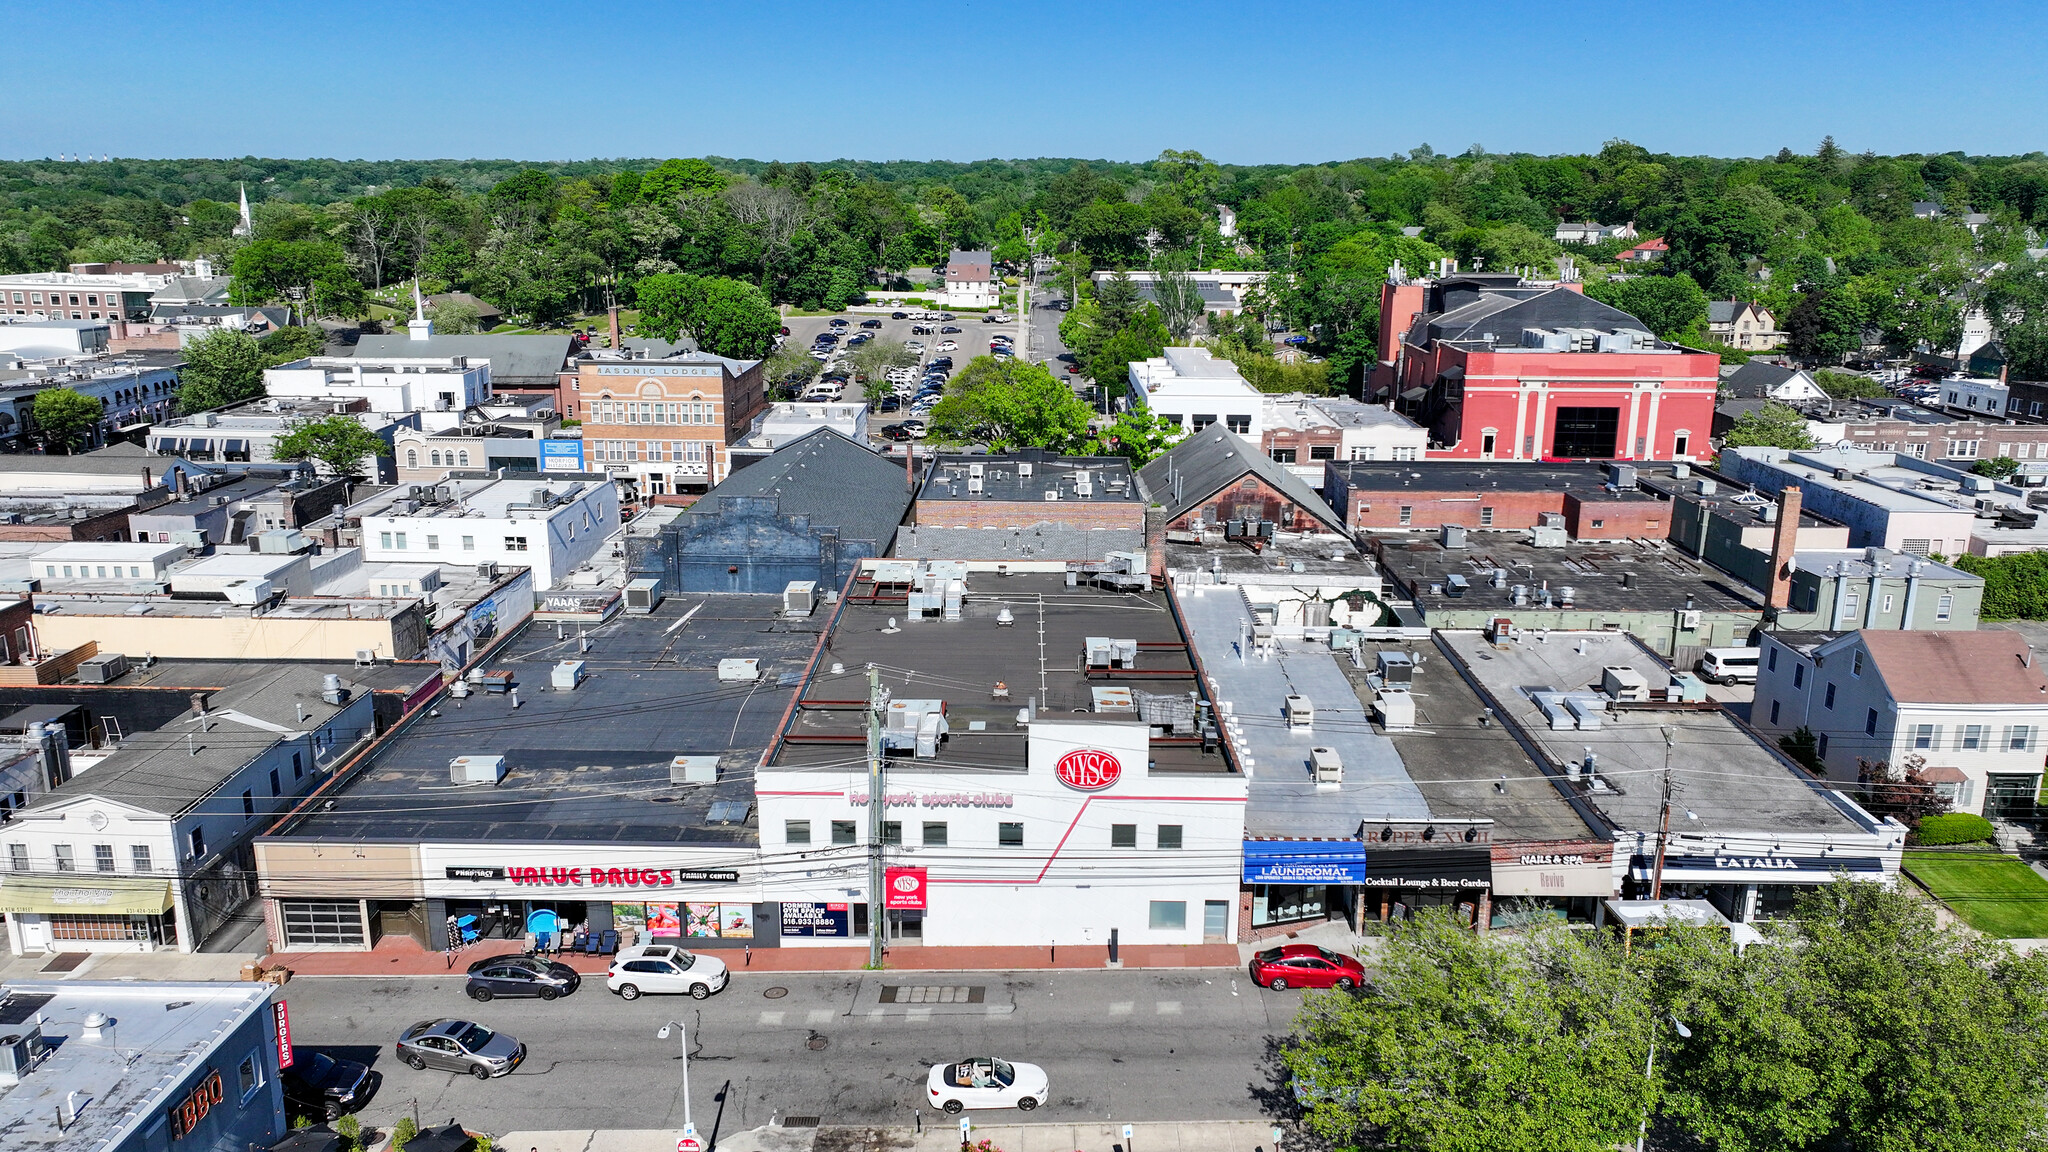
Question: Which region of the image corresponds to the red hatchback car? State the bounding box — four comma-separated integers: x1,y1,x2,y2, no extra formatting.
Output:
1248,944,1365,991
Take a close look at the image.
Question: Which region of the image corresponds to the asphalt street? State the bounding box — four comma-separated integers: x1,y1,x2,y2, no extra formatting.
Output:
280,966,1307,1135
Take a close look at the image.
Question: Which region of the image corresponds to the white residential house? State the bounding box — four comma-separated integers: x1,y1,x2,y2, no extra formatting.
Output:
1721,361,1828,403
1554,221,1638,245
357,473,620,590
941,250,1000,309
1752,630,2048,819
1707,301,1786,350
1127,347,1266,439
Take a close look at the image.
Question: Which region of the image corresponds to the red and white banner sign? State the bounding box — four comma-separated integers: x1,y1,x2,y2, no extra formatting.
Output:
884,866,928,910
273,1000,294,1069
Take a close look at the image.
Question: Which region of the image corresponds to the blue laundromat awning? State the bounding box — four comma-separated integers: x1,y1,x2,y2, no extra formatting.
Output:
1243,840,1368,884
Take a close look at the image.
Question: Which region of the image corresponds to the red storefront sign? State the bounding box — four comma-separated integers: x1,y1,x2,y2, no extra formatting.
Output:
274,1001,293,1069
169,1069,225,1140
884,866,927,910
1054,748,1122,792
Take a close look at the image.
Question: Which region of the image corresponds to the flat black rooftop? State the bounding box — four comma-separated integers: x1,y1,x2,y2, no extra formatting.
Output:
774,571,1227,774
272,594,819,845
1372,536,1764,616
917,451,1142,504
1341,640,1602,843
1327,460,1628,493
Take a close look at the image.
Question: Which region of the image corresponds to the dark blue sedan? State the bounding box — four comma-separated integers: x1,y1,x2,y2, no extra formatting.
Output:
465,955,580,1002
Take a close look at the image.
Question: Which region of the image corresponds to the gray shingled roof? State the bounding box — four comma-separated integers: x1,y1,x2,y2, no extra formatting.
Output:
1707,301,1739,324
1138,428,1345,532
693,428,908,551
1722,361,1800,399
353,333,573,384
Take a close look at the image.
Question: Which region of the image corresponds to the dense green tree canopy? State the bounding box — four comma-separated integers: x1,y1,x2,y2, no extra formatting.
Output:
31,388,102,454
927,357,1093,451
272,414,391,478
177,328,268,413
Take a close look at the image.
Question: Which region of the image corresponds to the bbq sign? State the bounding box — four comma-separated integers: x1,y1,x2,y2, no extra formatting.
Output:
1054,748,1122,792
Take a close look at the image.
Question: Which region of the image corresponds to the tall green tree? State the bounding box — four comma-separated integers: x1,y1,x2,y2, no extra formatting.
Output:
177,328,267,413
1721,402,1818,449
635,273,779,360
257,325,327,366
31,388,102,454
927,357,1093,451
1151,262,1206,342
272,415,391,478
1585,273,1710,342
228,239,366,318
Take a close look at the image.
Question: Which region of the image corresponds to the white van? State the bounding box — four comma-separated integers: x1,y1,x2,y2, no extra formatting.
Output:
1697,647,1760,685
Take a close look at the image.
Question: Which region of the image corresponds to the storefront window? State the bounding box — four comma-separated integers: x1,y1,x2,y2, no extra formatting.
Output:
1149,901,1187,930
1754,885,1807,920
281,900,367,947
1251,885,1327,927
50,914,156,942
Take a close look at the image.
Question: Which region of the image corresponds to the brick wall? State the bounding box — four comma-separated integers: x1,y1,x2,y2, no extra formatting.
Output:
1562,492,1669,541
912,499,1144,532
1835,418,2048,462
1347,488,1567,532
1170,475,1330,533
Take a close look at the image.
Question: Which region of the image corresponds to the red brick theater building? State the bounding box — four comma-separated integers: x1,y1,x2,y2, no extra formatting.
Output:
1369,266,1718,462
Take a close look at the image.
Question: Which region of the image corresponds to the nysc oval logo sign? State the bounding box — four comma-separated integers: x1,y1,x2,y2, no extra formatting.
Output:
1054,748,1123,791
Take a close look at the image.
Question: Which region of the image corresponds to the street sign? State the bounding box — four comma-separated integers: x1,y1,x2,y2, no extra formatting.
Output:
960,1117,972,1138
678,1122,703,1152
1123,1124,1134,1139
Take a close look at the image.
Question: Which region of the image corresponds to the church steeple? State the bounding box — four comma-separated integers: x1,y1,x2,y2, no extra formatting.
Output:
232,183,254,237
408,278,434,341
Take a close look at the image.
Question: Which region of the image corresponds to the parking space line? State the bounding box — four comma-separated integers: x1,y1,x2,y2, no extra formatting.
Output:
906,1008,933,1023
759,1010,786,1026
806,1009,834,1026
1109,1002,1134,1017
1155,1001,1183,1016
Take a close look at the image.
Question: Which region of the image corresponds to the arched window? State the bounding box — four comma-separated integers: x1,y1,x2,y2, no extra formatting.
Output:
430,450,442,467
406,449,418,469
458,450,469,466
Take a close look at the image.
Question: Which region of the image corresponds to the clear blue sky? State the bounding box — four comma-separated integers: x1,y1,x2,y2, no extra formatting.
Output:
8,0,2045,164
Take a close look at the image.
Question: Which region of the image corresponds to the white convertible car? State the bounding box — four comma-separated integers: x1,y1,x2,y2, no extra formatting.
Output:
925,1056,1050,1114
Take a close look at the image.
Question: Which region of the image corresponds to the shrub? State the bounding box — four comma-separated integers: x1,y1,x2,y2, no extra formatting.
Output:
1912,813,1997,846
390,1117,419,1151
334,1115,361,1151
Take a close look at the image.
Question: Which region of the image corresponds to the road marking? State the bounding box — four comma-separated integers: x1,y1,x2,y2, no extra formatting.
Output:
759,1011,786,1026
906,1007,933,1023
806,1010,834,1026
1155,1001,1182,1015
865,1008,885,1023
1109,1002,1134,1017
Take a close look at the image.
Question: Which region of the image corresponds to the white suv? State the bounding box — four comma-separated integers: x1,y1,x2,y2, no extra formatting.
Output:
606,944,730,1001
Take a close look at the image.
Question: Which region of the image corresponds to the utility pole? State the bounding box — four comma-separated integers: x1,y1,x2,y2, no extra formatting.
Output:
1651,726,1675,900
867,665,885,969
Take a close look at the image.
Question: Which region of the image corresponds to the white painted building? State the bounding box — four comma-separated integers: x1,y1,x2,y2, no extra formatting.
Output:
265,356,493,414
0,269,173,322
1753,630,2048,819
356,474,620,590
0,668,375,955
941,250,1000,309
757,718,1247,948
1127,347,1266,438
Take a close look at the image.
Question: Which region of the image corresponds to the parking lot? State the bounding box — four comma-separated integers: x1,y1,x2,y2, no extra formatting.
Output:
777,298,1036,443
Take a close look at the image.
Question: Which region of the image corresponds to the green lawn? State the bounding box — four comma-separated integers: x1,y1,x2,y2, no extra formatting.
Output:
1905,851,2048,938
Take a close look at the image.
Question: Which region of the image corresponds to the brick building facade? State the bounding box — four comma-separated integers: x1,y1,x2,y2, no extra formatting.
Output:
575,354,766,498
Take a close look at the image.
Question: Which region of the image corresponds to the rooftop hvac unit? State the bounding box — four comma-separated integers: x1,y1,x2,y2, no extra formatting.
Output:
256,528,311,554
670,755,719,784
783,580,817,617
624,577,664,614
0,1026,45,1086
75,652,130,684
1529,523,1568,548
968,462,984,478
1076,480,1093,498
1444,573,1469,598
1600,665,1650,702
1310,746,1344,783
1374,690,1415,731
1285,694,1314,730
1018,462,1033,478
475,562,500,580
551,660,586,690
448,754,507,785
1377,650,1415,685
222,578,273,606
1441,523,1468,549
968,477,983,495
717,658,760,682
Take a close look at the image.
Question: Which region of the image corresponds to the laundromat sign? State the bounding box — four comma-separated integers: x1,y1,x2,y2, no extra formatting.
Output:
456,865,741,886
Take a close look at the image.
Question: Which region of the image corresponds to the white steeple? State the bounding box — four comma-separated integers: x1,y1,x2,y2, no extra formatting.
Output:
408,278,434,342
233,183,254,237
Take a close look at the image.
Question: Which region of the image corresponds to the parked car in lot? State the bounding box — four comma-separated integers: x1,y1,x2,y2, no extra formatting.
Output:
936,340,959,352
940,325,962,333
607,943,730,1000
1066,363,1082,373
877,396,902,412
466,954,580,1002
926,1056,1050,1114
880,420,928,441
395,1019,525,1080
891,311,908,319
1248,943,1365,991
905,341,926,352
283,1050,372,1120
861,318,883,328
828,317,848,327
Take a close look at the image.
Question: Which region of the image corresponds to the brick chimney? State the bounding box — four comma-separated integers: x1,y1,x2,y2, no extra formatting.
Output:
608,305,622,350
1767,485,1802,610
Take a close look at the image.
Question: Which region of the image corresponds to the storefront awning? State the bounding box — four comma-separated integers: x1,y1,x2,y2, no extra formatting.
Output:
1243,840,1369,884
0,874,175,915
1629,854,1887,886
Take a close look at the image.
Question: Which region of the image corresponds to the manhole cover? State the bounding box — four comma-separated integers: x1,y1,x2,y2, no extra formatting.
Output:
763,986,789,999
807,1034,830,1051
878,985,984,1004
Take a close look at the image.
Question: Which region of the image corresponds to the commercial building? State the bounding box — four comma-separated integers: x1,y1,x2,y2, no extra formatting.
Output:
149,397,404,482
0,267,176,321
1126,348,1265,439
1370,533,1765,659
354,326,574,396
731,401,870,463
1091,269,1270,314
1323,460,1670,537
0,441,210,499
0,666,377,954
628,430,908,593
1823,406,2048,465
127,471,345,547
760,565,1245,948
573,352,768,497
264,355,494,413
355,473,620,591
1139,429,1348,546
941,249,1000,309
254,593,808,954
1260,394,1428,476
395,403,580,483
0,980,287,1152
1718,446,2043,556
897,449,1145,563
1752,630,2048,819
1369,267,1718,461
1436,628,1904,923
0,338,183,450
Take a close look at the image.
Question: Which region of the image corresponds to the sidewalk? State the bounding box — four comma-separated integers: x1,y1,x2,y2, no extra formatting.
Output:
263,936,1241,978
499,1119,1281,1152
0,948,256,983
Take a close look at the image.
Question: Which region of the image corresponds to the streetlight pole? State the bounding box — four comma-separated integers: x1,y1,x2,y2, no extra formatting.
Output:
867,666,885,969
1637,1016,1692,1152
1651,726,1675,900
658,1021,699,1151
